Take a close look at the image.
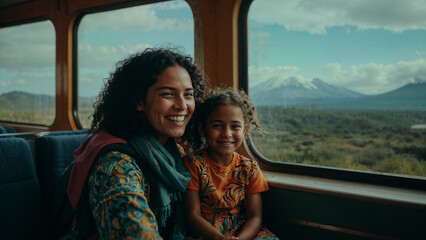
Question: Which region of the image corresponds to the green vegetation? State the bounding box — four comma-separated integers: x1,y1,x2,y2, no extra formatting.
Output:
78,108,94,128
251,107,426,177
0,91,55,125
2,91,425,177
0,109,55,125
0,91,94,127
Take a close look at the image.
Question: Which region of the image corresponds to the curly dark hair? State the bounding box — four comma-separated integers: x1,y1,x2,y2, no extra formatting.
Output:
89,48,207,143
190,88,261,150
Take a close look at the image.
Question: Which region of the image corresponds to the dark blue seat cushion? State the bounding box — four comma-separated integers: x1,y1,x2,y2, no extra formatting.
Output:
0,125,6,134
5,126,16,133
0,125,15,133
49,129,89,135
35,133,88,214
0,137,45,239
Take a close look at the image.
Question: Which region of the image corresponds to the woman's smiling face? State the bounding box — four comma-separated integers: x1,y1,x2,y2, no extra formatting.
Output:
138,65,195,144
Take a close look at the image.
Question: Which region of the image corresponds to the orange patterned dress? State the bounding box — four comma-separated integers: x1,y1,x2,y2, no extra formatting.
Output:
184,149,278,239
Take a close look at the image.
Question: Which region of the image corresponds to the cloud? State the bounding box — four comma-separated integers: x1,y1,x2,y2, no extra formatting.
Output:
249,31,293,66
250,31,271,47
0,21,55,72
151,0,189,10
249,0,426,34
0,71,55,95
80,4,193,32
0,79,11,88
249,65,300,86
78,72,108,97
321,58,426,94
78,42,154,70
118,43,154,55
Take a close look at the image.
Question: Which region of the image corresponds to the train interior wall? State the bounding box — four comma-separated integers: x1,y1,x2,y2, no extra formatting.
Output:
262,184,425,240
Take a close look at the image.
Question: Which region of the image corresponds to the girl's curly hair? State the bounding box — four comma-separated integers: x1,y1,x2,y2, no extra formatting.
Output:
89,47,207,143
189,88,261,150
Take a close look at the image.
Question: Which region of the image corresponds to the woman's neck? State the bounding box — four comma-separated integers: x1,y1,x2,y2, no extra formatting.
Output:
157,135,169,145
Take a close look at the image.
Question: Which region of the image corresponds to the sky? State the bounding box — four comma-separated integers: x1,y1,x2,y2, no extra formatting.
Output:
0,1,194,97
0,0,425,96
76,1,194,97
248,0,426,94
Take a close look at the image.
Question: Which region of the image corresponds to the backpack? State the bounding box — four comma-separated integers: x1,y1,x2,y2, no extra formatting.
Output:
48,143,148,240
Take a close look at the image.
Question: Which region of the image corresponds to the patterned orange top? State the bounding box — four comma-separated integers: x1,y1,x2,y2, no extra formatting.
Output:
184,149,270,234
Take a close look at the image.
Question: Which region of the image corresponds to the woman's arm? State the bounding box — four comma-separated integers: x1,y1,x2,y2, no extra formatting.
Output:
89,152,163,240
236,193,262,240
184,190,238,240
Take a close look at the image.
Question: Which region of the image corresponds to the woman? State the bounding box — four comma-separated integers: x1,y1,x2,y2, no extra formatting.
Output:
60,48,206,239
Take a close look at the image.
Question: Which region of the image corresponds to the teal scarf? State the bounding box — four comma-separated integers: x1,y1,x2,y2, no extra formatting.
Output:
129,134,191,240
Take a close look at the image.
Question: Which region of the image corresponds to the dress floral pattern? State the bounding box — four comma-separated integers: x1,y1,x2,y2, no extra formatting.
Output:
184,149,278,239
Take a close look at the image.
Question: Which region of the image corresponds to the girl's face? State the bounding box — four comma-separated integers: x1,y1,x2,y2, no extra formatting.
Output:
138,65,195,145
202,104,246,165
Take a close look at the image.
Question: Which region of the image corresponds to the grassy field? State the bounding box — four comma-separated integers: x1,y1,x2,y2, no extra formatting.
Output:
251,107,426,177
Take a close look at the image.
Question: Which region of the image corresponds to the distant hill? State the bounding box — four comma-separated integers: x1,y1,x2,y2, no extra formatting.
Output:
340,81,426,110
250,77,426,110
0,91,95,111
0,91,54,111
1,80,425,112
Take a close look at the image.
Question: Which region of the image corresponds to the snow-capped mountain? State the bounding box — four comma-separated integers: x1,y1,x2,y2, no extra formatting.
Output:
250,76,364,106
249,76,426,110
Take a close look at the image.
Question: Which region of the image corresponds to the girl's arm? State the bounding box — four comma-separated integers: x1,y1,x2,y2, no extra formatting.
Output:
236,193,263,240
184,190,238,240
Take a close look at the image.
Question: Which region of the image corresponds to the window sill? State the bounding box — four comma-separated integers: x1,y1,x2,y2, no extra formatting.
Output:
263,170,426,209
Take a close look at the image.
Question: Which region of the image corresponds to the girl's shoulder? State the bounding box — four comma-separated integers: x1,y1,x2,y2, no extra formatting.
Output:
234,152,258,167
185,149,208,164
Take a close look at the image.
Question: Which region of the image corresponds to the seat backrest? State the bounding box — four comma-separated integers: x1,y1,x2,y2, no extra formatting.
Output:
0,137,45,239
0,125,16,133
35,132,88,216
5,126,16,133
49,129,89,135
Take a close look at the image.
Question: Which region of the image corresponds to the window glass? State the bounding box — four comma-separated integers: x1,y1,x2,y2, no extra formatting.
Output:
0,21,55,125
248,0,426,177
77,0,195,128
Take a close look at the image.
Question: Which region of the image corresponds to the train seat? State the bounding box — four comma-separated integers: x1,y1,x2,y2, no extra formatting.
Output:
0,137,45,239
0,125,17,134
35,132,89,218
49,129,89,135
5,126,16,133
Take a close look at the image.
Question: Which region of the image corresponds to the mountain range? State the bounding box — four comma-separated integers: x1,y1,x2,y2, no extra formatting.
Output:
250,76,426,110
1,77,425,111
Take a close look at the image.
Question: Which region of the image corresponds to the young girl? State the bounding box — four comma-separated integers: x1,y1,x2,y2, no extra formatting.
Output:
184,89,278,240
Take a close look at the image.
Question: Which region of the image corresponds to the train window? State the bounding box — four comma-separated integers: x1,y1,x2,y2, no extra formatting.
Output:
246,0,426,178
77,1,195,128
0,21,55,126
